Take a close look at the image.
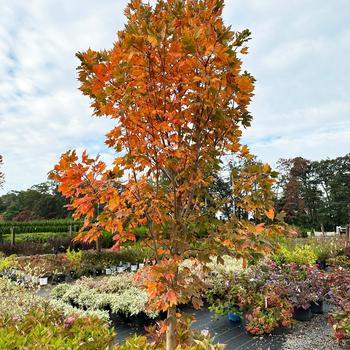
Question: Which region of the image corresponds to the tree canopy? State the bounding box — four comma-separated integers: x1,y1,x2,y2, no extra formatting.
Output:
276,154,350,230
0,181,69,221
50,0,284,348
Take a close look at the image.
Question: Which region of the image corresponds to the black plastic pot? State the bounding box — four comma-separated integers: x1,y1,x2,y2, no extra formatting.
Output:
316,260,327,270
52,273,66,284
293,307,312,321
311,300,324,314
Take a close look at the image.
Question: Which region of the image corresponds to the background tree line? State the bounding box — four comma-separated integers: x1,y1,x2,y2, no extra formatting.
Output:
209,153,350,231
0,181,68,221
275,154,350,231
0,153,349,229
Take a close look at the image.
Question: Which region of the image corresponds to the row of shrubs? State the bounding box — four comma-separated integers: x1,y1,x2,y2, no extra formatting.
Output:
0,222,148,256
272,236,348,267
40,253,350,346
0,276,222,349
0,230,119,256
0,244,155,283
0,219,82,234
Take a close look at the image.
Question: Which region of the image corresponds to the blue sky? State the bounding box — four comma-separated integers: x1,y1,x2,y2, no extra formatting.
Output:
1,0,350,194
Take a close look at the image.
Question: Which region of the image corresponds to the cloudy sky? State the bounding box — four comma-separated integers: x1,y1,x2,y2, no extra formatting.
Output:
1,0,349,194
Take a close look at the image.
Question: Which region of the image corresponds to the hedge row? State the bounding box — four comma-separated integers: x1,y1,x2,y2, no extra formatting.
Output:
0,220,83,235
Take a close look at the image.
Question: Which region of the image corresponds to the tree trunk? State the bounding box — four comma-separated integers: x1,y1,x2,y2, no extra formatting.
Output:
96,236,102,253
166,305,177,350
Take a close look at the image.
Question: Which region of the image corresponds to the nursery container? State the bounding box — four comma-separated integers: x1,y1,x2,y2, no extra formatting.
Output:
105,268,112,275
131,264,138,272
117,266,124,273
311,300,324,314
293,307,312,321
95,268,103,276
52,273,65,284
228,307,241,322
316,260,327,270
139,263,145,269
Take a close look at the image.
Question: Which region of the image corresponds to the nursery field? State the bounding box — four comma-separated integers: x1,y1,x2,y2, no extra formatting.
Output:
1,231,70,243
0,236,349,349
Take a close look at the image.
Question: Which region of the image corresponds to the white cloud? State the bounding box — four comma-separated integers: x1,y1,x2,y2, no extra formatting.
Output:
0,0,350,193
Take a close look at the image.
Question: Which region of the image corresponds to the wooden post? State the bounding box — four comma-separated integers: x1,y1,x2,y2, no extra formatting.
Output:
10,227,15,247
69,224,72,237
321,224,325,237
346,224,350,247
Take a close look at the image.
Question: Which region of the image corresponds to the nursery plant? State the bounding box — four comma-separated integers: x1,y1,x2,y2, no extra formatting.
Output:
0,305,115,349
327,268,350,346
51,273,158,320
49,0,286,348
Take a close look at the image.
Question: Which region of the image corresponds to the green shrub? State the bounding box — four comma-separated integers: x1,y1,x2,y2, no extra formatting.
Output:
327,255,350,269
66,247,83,265
0,219,82,235
297,227,309,238
101,230,115,248
272,245,317,265
0,305,115,350
0,254,17,272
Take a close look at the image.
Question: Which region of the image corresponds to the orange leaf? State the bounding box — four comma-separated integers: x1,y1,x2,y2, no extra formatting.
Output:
256,223,265,233
265,208,275,220
167,290,177,306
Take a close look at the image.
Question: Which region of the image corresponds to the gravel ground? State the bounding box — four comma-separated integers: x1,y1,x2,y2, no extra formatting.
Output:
282,314,347,350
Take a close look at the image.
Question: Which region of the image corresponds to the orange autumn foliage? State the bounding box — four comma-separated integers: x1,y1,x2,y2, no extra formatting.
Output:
50,2,285,342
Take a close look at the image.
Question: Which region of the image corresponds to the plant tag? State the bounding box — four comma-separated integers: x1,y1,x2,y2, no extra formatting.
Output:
39,277,48,286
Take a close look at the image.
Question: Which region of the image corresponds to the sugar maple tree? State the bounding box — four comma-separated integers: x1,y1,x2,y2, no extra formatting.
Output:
50,0,284,348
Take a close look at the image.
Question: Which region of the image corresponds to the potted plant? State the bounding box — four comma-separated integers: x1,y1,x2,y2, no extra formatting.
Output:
283,264,317,321
206,272,243,322
309,266,329,314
